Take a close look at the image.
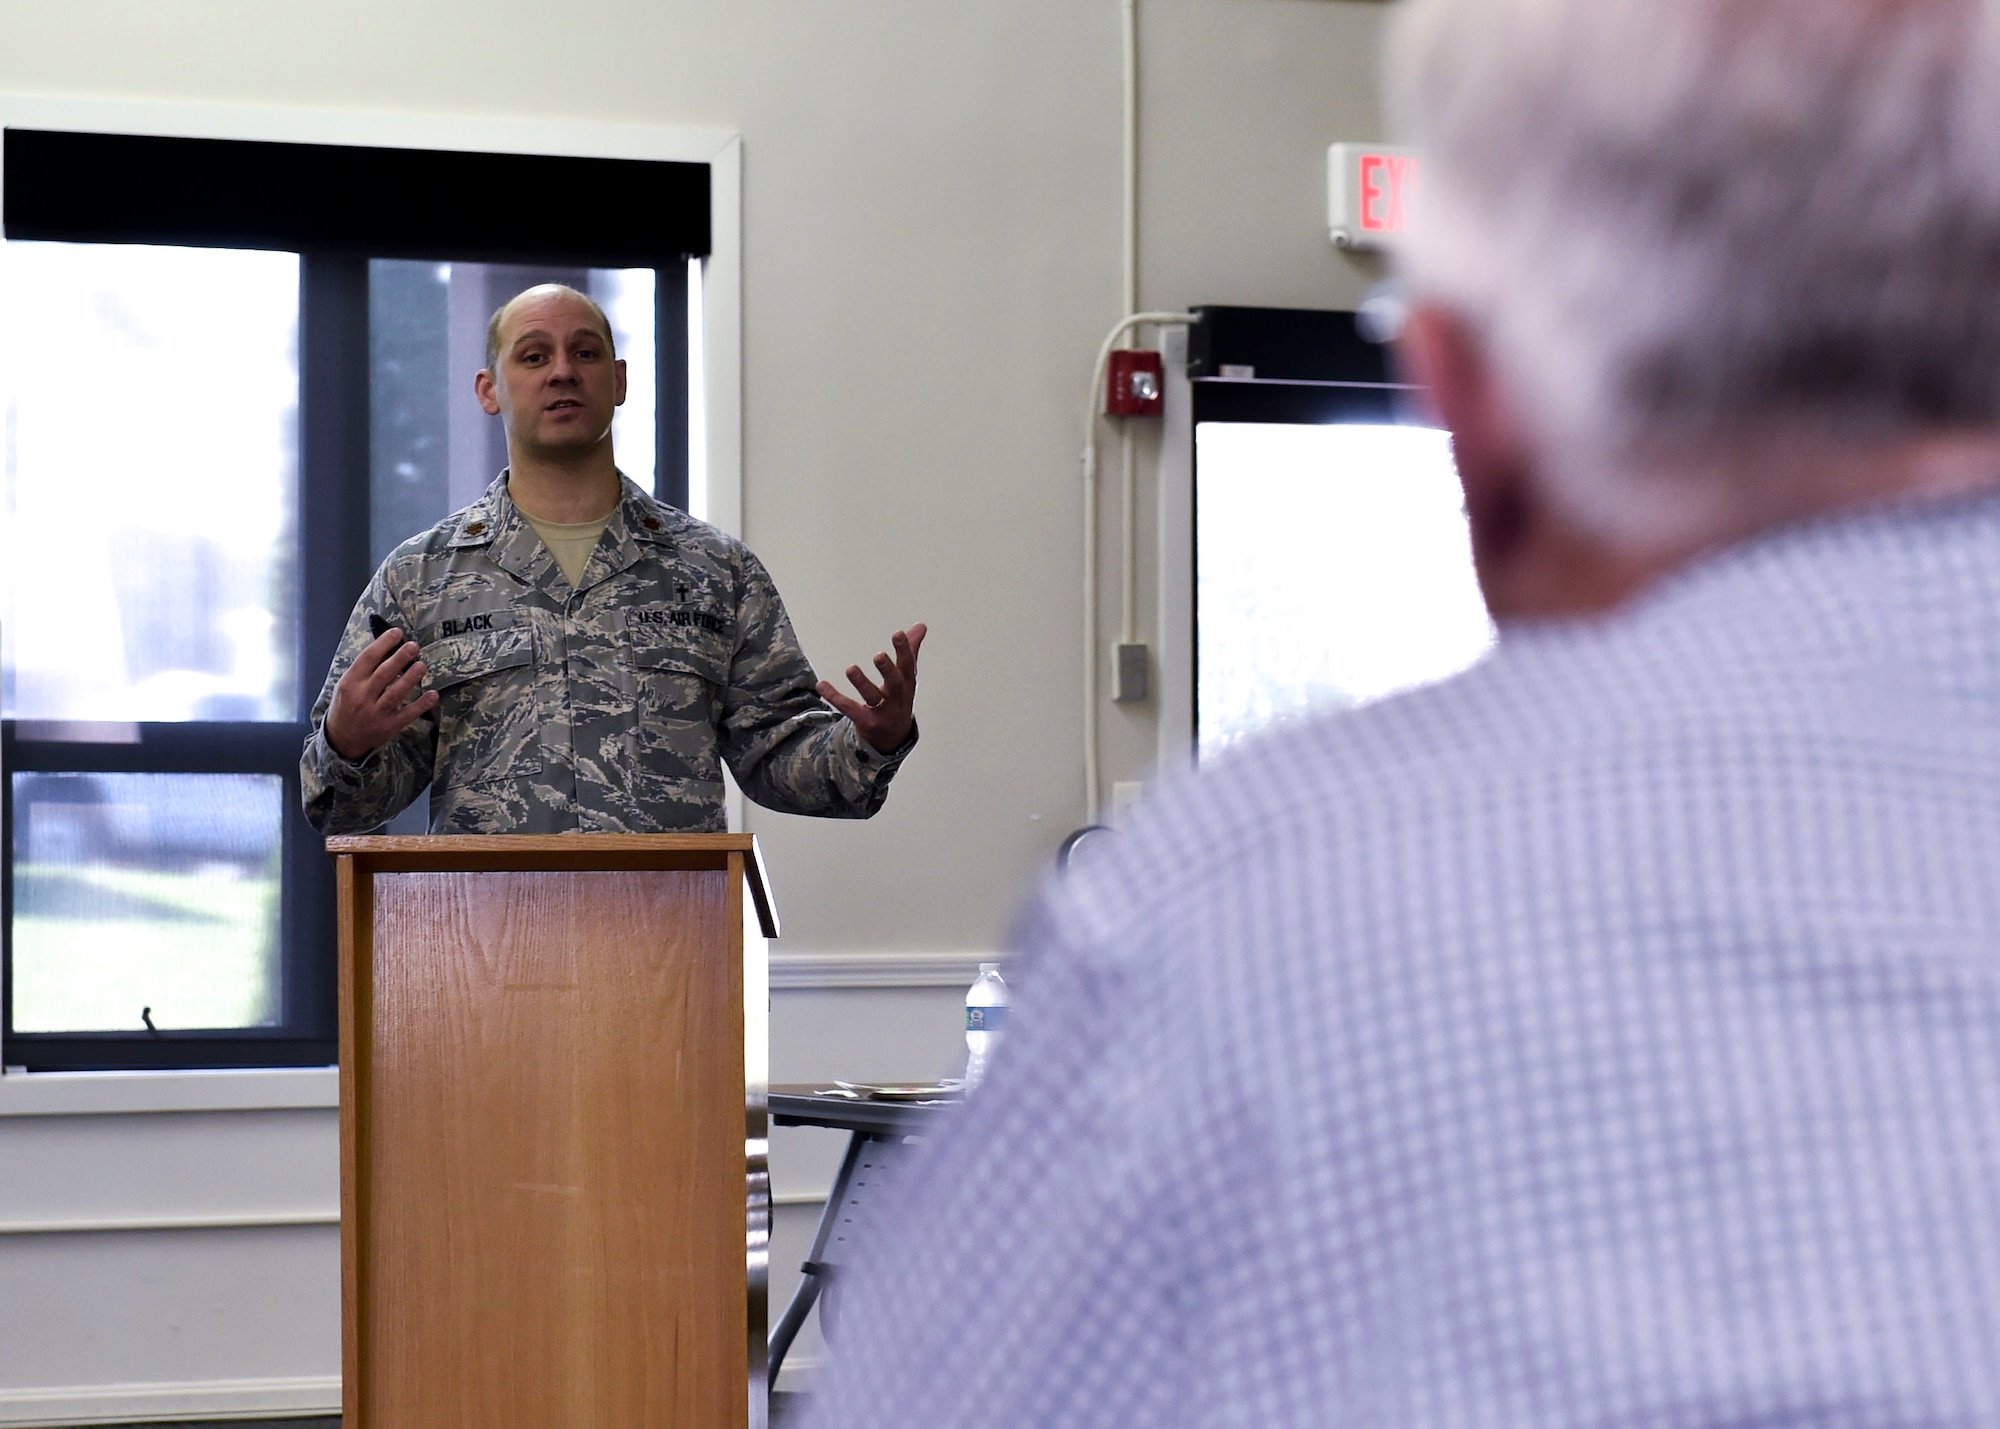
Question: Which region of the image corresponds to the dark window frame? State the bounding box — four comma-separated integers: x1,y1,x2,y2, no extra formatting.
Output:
2,129,708,1071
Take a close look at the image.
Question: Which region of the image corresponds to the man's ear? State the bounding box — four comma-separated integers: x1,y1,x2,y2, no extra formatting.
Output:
474,368,502,417
613,356,628,408
1397,304,1540,595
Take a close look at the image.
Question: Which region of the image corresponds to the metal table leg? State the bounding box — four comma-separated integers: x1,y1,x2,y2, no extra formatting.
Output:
768,1128,898,1388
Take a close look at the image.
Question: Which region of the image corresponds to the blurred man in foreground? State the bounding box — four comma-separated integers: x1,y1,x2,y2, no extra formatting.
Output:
802,0,2000,1422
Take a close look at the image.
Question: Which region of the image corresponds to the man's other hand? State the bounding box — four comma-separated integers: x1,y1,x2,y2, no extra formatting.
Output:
819,623,927,754
324,627,440,761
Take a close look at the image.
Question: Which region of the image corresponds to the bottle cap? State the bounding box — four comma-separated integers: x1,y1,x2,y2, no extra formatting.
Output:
978,961,1002,975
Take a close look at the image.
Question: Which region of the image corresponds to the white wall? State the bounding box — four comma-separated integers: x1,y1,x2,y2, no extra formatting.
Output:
0,1074,342,1425
0,0,1391,1416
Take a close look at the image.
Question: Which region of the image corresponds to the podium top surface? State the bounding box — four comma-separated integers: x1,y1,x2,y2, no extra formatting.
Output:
323,833,776,937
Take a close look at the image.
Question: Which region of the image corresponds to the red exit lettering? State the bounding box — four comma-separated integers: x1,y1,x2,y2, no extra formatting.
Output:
1359,154,1415,234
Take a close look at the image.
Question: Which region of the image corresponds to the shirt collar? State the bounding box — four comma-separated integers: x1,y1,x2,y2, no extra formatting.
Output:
449,471,678,594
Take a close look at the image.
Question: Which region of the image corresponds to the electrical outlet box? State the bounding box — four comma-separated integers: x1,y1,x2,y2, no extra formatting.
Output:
1113,642,1149,702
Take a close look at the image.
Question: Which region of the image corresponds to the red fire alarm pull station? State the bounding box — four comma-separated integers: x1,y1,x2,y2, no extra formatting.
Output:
1106,349,1165,417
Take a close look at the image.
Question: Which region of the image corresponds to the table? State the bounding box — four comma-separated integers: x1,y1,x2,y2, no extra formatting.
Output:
767,1085,959,1388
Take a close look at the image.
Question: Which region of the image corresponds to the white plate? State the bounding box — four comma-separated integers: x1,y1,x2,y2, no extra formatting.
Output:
833,1079,964,1102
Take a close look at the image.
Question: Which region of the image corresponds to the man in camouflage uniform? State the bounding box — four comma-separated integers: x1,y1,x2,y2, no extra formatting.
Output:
300,283,923,835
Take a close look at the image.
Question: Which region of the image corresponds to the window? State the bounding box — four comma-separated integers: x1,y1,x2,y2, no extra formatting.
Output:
1188,308,1495,759
3,239,315,1063
4,242,301,725
2,128,709,1070
11,772,285,1033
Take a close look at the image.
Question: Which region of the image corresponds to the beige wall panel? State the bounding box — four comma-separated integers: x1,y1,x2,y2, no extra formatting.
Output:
0,1110,335,1226
0,1226,339,1391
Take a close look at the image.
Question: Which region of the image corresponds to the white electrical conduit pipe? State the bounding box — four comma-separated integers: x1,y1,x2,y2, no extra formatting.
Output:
1083,311,1193,824
1074,0,1168,827
1122,0,1139,321
1120,0,1141,651
1121,426,1139,647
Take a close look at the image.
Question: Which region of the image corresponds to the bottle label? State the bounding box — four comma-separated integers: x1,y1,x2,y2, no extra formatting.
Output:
965,1005,1009,1033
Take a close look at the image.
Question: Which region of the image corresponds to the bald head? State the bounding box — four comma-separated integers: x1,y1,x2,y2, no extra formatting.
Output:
485,284,616,374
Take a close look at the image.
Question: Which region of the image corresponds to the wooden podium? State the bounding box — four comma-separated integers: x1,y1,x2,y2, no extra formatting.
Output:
326,834,775,1429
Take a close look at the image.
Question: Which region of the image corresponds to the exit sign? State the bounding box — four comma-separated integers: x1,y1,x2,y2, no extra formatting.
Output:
1328,143,1417,251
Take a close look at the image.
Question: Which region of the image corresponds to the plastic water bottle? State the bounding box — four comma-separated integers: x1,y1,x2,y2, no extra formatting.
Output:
963,962,1011,1093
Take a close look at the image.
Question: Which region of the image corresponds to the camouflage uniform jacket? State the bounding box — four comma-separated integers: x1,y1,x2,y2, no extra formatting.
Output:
300,474,916,834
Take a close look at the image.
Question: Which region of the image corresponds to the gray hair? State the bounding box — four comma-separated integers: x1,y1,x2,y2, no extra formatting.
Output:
1392,0,2000,538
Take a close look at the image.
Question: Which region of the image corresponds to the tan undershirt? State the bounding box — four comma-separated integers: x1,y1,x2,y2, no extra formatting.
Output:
520,510,613,588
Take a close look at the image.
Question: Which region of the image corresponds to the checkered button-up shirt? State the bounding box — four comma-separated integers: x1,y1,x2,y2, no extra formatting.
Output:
802,494,2000,1428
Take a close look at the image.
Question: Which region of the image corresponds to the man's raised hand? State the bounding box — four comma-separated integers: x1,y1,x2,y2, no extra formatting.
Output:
818,623,927,755
324,626,439,761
